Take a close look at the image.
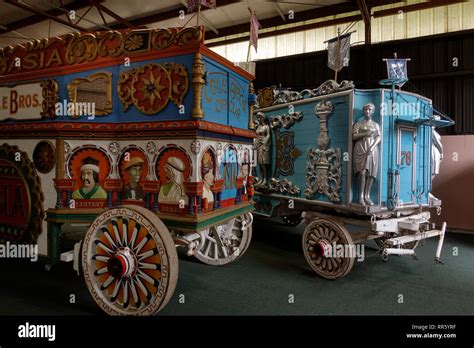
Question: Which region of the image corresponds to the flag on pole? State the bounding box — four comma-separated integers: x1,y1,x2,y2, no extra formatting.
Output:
249,13,261,52
186,0,216,13
327,32,351,72
385,58,409,86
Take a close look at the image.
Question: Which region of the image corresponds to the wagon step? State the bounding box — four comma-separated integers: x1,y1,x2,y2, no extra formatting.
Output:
383,222,447,263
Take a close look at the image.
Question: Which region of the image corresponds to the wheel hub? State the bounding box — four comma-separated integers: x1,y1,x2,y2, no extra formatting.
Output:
315,239,332,257
107,247,136,279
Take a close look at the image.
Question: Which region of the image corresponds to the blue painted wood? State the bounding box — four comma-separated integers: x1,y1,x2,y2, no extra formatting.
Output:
256,87,436,214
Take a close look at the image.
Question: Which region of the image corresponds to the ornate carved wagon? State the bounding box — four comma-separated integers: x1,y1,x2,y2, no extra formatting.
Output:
0,26,256,315
254,78,452,279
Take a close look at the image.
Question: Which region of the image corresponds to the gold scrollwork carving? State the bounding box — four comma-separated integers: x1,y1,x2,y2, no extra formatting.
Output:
151,26,203,50
117,68,136,111
40,79,59,119
67,72,113,117
98,31,125,58
65,33,98,65
118,63,189,113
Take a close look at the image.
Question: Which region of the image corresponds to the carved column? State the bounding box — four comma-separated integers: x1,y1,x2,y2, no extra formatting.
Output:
211,179,224,210
184,182,204,215
53,179,74,208
248,82,256,129
55,139,64,179
104,179,122,208
191,52,205,119
142,180,160,212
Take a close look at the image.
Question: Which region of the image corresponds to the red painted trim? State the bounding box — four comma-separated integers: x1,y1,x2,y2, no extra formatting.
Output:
0,46,200,84
199,45,255,81
0,119,256,139
0,44,255,84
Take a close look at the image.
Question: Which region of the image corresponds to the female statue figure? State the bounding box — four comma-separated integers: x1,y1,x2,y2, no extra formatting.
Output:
352,103,381,206
255,112,271,187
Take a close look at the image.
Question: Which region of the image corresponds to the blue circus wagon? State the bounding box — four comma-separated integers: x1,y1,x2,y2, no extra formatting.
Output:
0,26,256,315
253,76,452,279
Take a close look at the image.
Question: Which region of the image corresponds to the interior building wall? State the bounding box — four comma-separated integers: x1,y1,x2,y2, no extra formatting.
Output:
253,28,474,135
432,135,474,233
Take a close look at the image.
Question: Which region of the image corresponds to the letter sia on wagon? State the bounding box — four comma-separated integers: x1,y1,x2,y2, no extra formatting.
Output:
0,26,256,315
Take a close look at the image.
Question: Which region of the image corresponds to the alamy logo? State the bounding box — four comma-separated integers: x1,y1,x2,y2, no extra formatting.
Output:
18,322,56,341
0,242,38,261
55,99,96,120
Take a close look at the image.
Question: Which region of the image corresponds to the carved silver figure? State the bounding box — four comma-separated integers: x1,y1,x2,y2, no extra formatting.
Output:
352,103,381,206
255,111,271,187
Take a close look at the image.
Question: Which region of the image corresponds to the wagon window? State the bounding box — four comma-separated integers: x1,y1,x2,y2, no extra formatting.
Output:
221,148,238,189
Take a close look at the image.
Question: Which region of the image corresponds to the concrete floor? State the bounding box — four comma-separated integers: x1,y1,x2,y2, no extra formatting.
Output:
1,217,473,316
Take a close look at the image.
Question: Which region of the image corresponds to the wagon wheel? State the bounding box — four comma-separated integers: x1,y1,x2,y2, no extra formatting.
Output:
302,218,355,279
82,205,178,316
281,213,303,227
195,213,253,266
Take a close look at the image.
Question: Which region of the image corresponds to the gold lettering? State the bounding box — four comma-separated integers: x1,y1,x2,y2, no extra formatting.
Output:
45,49,63,68
23,53,39,70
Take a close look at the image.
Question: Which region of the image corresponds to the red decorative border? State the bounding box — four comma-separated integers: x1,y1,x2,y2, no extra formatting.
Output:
0,120,256,139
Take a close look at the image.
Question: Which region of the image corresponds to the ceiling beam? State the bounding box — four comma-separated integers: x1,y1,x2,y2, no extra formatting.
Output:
373,0,468,17
356,0,371,44
207,14,363,47
4,0,89,32
2,0,102,33
205,1,361,41
88,0,137,29
104,0,241,30
205,0,402,47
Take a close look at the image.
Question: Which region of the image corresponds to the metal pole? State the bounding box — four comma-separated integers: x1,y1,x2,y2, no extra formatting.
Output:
334,28,341,82
197,4,201,26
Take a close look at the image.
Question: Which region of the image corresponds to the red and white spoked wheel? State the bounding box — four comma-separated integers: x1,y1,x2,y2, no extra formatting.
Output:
302,218,355,279
195,213,253,266
82,205,178,315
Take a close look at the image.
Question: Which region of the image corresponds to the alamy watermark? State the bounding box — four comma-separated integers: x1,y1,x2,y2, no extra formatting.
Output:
0,242,38,261
55,100,96,120
381,100,422,117
324,242,365,262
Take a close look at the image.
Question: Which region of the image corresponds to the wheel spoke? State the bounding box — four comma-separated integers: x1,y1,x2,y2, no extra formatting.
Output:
100,275,114,291
111,219,122,246
111,279,122,302
130,279,140,308
138,261,161,270
95,240,113,255
134,276,152,301
93,254,110,262
122,218,128,246
134,236,148,254
130,223,140,249
137,269,158,286
123,281,129,309
103,229,117,249
138,248,157,261
94,267,108,276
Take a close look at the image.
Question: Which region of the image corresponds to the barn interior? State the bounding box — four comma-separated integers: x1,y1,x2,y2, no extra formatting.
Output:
0,0,472,330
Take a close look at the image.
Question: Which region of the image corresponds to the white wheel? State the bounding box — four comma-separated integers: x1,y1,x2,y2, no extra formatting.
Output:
194,213,253,266
302,218,355,279
82,205,178,315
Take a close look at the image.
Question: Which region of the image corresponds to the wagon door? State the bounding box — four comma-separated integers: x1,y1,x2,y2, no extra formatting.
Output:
396,125,417,205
